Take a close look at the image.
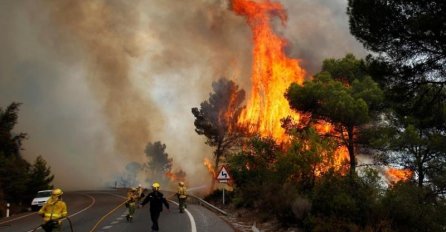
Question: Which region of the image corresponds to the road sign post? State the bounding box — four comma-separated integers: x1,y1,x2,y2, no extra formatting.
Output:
216,166,231,205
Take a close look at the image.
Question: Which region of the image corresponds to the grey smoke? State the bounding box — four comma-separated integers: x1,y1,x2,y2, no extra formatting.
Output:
0,0,365,190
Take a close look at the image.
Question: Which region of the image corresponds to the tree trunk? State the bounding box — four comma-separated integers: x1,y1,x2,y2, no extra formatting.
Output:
347,126,356,176
417,153,424,188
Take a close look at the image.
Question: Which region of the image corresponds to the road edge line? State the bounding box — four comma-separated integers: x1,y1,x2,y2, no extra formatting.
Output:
168,200,197,232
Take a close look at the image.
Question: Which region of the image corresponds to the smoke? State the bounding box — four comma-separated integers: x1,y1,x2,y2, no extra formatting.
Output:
281,0,367,73
0,0,366,190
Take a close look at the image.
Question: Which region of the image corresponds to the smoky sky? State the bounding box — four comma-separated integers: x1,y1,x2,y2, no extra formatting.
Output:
0,0,366,190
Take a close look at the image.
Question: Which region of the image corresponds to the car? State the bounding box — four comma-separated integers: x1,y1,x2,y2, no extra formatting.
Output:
31,190,52,211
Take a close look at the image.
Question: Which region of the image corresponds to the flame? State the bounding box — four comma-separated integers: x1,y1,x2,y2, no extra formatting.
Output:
387,168,413,183
231,0,350,174
232,0,305,144
203,158,216,177
165,171,178,181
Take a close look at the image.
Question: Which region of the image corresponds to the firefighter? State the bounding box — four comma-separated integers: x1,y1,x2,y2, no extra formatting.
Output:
176,181,188,213
140,182,170,232
38,188,68,232
125,188,138,222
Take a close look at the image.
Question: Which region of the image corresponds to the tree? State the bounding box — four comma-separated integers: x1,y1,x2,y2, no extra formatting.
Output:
348,0,446,132
277,128,339,192
348,1,446,192
192,78,245,170
0,103,54,208
380,182,446,232
285,54,383,175
370,106,446,190
144,141,173,183
0,102,27,158
0,103,30,204
26,155,54,200
348,0,446,86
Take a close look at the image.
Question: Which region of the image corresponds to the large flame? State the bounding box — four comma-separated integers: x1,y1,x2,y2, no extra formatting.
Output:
230,0,351,176
232,0,306,143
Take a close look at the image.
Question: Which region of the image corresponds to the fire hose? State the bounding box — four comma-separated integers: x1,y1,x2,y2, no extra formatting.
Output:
31,216,74,232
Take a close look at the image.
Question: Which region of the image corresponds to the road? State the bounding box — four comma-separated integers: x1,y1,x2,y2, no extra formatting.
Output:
0,190,234,232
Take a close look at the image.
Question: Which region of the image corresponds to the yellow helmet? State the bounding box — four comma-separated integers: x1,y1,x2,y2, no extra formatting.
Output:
179,182,184,187
152,182,160,190
52,188,63,196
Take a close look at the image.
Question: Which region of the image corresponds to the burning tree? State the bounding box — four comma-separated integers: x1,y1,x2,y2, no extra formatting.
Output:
192,78,245,171
285,54,384,175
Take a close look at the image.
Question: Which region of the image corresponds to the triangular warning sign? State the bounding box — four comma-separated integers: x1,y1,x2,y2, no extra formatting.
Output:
216,166,231,180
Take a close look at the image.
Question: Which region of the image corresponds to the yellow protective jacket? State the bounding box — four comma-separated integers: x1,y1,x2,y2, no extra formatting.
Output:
177,186,187,199
38,197,68,222
127,191,138,203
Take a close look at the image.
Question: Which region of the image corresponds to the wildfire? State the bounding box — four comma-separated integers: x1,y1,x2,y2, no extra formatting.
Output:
203,158,216,177
165,171,178,181
230,0,351,175
387,168,413,183
232,0,306,143
165,170,186,182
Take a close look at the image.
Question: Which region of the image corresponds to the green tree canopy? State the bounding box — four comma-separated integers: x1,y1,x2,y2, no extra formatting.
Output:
285,54,383,174
348,0,446,132
26,155,54,200
0,102,27,158
348,0,445,85
348,1,446,192
0,103,54,210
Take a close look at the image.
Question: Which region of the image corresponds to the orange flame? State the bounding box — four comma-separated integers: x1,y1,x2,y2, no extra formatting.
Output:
203,158,216,177
165,171,178,181
387,168,413,183
231,0,350,172
232,0,305,144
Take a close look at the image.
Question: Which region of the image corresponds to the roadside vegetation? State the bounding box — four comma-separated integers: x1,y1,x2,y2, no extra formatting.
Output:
0,103,54,217
194,1,446,231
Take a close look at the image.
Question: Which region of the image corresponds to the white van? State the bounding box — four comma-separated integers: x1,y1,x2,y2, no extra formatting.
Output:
31,190,52,211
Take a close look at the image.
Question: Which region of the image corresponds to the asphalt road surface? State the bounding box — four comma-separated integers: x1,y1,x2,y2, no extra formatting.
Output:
0,190,234,232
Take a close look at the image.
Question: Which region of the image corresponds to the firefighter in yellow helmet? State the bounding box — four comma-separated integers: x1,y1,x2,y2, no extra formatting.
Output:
176,181,188,213
38,188,68,232
140,182,169,231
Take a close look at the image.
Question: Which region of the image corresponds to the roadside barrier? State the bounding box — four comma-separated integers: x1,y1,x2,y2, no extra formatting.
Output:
164,191,228,216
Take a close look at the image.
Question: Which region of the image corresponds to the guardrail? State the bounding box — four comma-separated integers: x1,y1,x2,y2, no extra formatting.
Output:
164,191,228,216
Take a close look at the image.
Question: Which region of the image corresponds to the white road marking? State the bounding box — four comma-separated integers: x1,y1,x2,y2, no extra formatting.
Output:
69,193,96,217
0,212,37,225
169,200,197,232
101,225,112,229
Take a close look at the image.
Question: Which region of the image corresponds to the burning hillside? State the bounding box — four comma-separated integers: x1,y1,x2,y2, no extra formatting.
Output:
224,0,410,182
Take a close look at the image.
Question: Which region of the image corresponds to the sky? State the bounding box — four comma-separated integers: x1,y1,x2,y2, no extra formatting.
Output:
0,0,366,191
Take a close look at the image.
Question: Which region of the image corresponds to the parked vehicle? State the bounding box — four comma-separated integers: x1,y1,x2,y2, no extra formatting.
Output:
31,190,52,211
